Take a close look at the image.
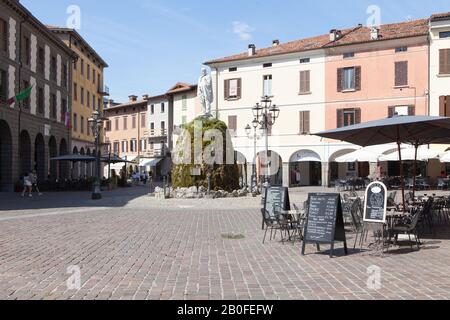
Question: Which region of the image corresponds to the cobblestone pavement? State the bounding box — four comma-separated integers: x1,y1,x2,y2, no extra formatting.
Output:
1,187,450,300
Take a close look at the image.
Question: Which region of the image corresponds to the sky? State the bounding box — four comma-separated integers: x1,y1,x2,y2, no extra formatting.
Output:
21,0,450,103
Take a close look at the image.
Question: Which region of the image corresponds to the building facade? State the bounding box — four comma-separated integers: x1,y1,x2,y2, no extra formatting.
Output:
0,0,75,192
49,27,108,178
205,13,450,188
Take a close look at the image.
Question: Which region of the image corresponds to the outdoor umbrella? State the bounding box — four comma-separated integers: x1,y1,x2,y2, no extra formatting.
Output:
379,147,440,162
100,154,134,164
335,148,381,163
50,154,96,162
314,115,450,209
440,152,450,163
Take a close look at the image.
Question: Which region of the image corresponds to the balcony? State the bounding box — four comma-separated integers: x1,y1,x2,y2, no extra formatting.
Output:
98,84,110,96
142,148,168,158
149,128,168,137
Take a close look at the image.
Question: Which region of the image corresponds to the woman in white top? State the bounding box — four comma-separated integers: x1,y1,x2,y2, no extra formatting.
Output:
21,172,33,197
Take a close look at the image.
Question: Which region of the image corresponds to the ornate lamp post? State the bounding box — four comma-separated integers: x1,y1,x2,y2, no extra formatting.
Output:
245,119,262,193
251,96,280,187
88,110,104,200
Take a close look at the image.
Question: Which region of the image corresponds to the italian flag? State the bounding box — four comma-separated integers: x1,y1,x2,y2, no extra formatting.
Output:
0,86,33,106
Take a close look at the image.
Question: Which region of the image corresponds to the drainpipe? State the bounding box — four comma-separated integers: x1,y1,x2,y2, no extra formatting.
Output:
427,32,431,116
213,66,219,119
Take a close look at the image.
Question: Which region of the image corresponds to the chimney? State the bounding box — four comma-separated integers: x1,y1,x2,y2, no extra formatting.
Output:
142,94,149,100
248,44,256,57
129,95,138,102
272,39,280,47
370,27,379,40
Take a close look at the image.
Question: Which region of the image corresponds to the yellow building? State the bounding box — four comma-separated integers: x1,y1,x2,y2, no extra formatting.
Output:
49,27,108,177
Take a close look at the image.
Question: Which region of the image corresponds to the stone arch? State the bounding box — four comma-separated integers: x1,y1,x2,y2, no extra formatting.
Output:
34,133,46,182
289,150,322,187
19,130,32,177
0,120,13,192
59,139,68,180
48,136,58,180
256,150,283,186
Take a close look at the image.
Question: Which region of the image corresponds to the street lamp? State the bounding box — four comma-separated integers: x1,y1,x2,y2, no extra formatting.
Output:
245,121,262,193
251,96,280,187
88,110,104,200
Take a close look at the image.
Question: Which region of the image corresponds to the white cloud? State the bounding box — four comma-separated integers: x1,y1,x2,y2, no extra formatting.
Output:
232,21,254,41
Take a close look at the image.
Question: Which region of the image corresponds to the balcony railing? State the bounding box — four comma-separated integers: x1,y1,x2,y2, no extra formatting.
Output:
142,148,167,158
98,84,110,96
149,129,167,137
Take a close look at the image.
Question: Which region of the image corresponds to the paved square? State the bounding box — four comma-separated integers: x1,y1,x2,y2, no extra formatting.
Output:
0,187,450,300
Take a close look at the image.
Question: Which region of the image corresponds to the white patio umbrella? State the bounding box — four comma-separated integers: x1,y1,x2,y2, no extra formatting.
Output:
439,151,450,163
379,147,440,162
335,148,381,163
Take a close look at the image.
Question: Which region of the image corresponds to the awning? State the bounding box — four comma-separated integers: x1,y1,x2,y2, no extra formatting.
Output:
139,158,162,167
290,150,321,163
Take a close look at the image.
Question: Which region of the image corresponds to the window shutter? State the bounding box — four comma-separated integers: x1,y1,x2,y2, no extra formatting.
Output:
300,71,310,93
408,106,415,116
440,50,450,75
228,115,237,135
355,108,362,124
355,67,361,91
0,19,6,52
445,96,450,117
304,111,310,134
299,111,304,133
337,109,344,128
337,68,343,92
440,96,446,116
395,61,408,86
388,107,395,118
224,79,230,100
237,78,242,99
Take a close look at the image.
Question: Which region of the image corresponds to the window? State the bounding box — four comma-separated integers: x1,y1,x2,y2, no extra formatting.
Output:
73,59,77,70
299,111,310,134
141,114,146,127
50,56,57,82
0,69,7,101
150,104,154,114
161,102,165,113
87,91,90,107
343,52,355,59
115,118,119,131
113,141,120,154
92,95,96,110
81,87,84,105
439,49,450,75
61,99,67,122
161,121,166,134
105,120,111,132
263,63,272,68
182,116,187,125
224,78,241,100
182,95,187,111
121,140,128,153
132,116,136,129
389,106,415,117
73,113,78,131
337,108,361,128
300,58,310,64
80,116,85,134
123,116,128,130
81,59,84,76
73,83,78,101
299,70,311,94
140,139,147,151
150,122,155,132
22,36,30,66
149,141,154,150
439,31,450,39
229,67,237,72
37,87,44,114
87,64,90,80
228,115,237,136
395,46,408,53
38,47,45,74
0,18,7,52
93,70,96,84
263,75,272,96
337,67,361,92
51,94,57,119
130,139,137,152
395,61,408,87
62,64,68,88
440,96,450,117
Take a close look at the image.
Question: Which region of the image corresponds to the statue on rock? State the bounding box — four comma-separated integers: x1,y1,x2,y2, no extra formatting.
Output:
198,68,214,118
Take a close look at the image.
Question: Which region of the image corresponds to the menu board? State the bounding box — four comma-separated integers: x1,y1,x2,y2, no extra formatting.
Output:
302,193,347,258
364,182,388,223
262,187,291,211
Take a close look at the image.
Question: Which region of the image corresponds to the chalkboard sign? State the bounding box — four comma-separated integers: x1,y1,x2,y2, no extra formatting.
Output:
263,186,291,211
302,193,347,258
363,182,388,223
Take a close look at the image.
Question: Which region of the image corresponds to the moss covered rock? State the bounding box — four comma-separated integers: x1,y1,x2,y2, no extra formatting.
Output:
172,116,240,192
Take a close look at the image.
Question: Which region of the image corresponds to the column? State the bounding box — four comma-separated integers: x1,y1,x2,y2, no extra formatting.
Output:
282,162,290,188
321,162,330,187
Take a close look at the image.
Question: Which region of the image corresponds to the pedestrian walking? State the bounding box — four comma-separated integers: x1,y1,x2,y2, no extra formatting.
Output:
21,172,33,197
30,171,43,196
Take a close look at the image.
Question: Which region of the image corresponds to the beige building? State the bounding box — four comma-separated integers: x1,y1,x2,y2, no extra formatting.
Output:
49,27,108,177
